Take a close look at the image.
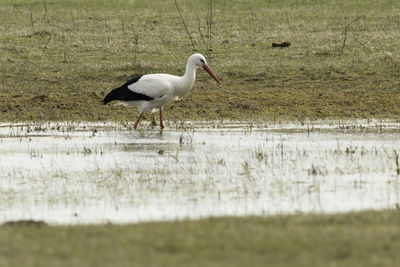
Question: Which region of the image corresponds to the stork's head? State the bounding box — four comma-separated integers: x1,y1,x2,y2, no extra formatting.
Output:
189,53,221,85
190,53,208,67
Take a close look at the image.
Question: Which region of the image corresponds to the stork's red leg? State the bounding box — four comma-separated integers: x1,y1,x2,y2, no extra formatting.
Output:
159,109,165,129
133,112,144,130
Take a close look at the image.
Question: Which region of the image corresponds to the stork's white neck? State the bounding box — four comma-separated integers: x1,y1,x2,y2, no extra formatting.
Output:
177,59,197,96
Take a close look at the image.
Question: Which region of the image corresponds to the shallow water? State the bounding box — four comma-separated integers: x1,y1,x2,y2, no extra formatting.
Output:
0,120,399,224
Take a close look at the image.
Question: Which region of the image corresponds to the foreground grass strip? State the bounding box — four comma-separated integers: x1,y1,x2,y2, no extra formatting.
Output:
1,0,400,121
1,210,399,267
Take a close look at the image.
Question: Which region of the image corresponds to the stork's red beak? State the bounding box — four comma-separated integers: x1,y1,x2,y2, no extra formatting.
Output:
203,65,221,85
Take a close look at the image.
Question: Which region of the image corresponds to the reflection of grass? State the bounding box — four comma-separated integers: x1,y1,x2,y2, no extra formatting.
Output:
1,0,400,122
394,150,400,175
1,210,400,267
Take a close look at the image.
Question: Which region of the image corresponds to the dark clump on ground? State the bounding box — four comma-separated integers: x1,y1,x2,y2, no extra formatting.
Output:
272,41,291,48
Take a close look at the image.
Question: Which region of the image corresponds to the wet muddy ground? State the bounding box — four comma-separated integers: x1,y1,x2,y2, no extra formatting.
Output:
0,120,399,224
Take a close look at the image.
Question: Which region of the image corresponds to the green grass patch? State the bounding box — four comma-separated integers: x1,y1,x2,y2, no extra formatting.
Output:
1,210,400,267
1,0,400,122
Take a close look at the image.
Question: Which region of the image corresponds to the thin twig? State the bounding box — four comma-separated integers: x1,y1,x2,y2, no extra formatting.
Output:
285,10,291,31
203,0,214,61
207,0,213,38
207,0,214,62
196,14,209,58
70,12,77,32
104,18,110,45
43,35,52,50
29,7,35,31
43,1,50,25
133,35,139,67
339,16,349,53
174,0,196,50
62,33,67,63
120,17,126,37
339,12,362,53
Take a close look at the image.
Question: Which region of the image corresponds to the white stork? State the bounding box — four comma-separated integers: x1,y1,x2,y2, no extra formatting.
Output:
103,53,221,129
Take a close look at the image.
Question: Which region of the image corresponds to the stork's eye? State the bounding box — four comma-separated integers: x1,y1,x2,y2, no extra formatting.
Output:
200,59,205,64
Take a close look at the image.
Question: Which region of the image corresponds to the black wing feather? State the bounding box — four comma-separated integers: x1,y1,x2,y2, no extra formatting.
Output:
103,75,153,105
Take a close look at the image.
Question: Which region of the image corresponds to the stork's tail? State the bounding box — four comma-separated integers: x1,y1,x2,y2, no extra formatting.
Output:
103,88,120,105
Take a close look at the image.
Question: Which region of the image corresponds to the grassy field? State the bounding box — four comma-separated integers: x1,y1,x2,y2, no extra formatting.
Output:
1,210,400,267
1,1,400,266
1,0,400,122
